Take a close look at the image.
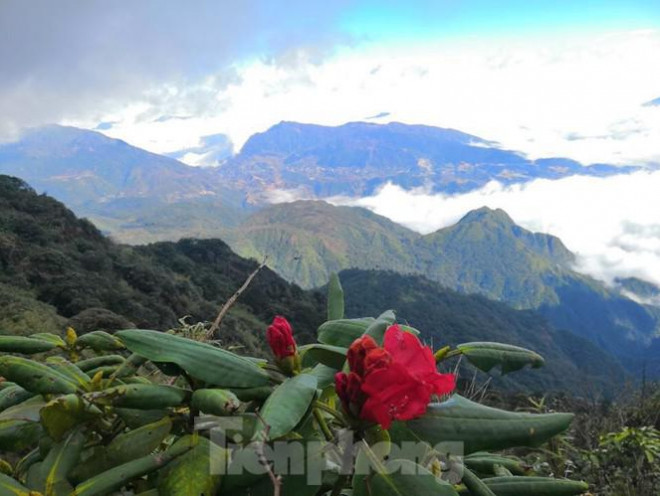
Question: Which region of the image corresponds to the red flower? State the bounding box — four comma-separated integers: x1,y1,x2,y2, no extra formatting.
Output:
266,316,297,360
336,324,455,429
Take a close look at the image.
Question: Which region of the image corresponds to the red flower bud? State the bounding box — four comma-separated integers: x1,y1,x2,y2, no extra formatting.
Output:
364,347,392,373
347,335,378,376
266,316,297,360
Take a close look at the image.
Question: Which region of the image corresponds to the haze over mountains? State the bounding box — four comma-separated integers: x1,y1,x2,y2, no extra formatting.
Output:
1,120,659,379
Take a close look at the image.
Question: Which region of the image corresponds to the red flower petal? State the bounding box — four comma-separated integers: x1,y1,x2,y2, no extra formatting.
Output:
361,362,431,429
347,335,378,376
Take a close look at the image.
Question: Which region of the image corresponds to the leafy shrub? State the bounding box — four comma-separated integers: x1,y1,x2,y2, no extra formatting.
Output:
0,276,589,495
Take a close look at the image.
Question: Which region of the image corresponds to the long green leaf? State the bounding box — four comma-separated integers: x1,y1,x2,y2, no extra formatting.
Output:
0,386,33,413
0,419,42,452
363,310,396,344
116,329,269,388
36,428,86,496
157,435,225,496
0,336,57,354
317,318,373,347
191,389,240,416
76,331,124,352
353,459,459,496
85,384,189,409
46,357,92,391
461,465,497,496
404,395,573,455
107,417,172,466
253,374,317,441
457,476,589,496
327,272,345,321
299,344,347,370
456,342,545,374
464,453,527,476
0,356,78,394
73,439,194,496
0,472,32,496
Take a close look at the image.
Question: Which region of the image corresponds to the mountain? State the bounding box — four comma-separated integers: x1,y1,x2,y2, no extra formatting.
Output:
224,200,419,286
0,125,249,237
339,269,628,395
0,175,324,352
0,122,644,244
0,174,629,393
218,121,641,198
228,201,659,371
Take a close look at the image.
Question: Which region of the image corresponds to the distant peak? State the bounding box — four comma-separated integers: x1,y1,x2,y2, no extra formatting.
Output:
458,207,514,225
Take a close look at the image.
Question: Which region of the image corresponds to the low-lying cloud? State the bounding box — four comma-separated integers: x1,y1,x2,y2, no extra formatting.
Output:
329,171,660,288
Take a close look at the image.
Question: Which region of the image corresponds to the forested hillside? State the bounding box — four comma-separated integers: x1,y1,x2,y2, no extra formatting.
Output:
0,174,628,393
339,269,628,395
0,175,324,352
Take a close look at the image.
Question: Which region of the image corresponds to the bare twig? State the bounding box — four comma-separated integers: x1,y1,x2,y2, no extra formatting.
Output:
206,257,268,339
254,411,281,496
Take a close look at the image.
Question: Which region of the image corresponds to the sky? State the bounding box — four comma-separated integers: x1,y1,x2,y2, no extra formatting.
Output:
2,0,660,286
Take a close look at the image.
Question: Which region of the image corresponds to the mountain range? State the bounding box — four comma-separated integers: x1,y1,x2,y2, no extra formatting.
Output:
1,122,658,379
219,121,642,198
0,174,630,394
0,122,648,244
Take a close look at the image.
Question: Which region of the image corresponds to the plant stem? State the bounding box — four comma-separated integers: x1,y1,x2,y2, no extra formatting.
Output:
314,408,334,441
314,401,347,422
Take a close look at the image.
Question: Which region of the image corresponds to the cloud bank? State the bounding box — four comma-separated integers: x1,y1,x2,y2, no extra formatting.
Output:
329,171,660,287
0,0,351,142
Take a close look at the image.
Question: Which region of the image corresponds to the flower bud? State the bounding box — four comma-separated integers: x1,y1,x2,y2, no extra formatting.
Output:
347,335,378,376
266,316,300,375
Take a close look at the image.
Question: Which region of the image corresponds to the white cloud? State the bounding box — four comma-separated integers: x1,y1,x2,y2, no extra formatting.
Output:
90,29,660,166
329,170,660,287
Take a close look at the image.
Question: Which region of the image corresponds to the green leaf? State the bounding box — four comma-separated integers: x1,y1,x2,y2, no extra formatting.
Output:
317,318,373,347
0,396,46,422
191,389,240,416
0,386,33,413
115,408,169,429
353,459,459,496
464,453,527,476
327,272,345,321
456,342,545,374
461,465,497,496
253,374,318,441
116,329,270,388
73,439,194,496
0,335,57,354
36,427,86,496
0,419,42,452
0,472,32,496
85,384,190,409
0,356,79,394
457,476,589,496
157,435,225,496
308,364,338,390
29,333,66,347
46,356,92,391
40,394,102,441
75,331,124,351
76,355,125,372
363,310,396,344
404,395,574,455
299,344,347,370
107,417,172,466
